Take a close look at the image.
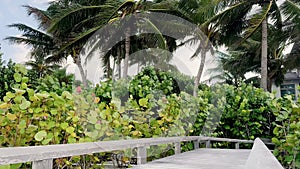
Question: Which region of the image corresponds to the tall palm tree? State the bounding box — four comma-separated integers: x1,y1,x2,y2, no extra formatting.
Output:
220,23,289,90
211,0,286,91
281,0,300,71
7,1,115,88
5,23,68,73
48,0,176,80
177,0,247,96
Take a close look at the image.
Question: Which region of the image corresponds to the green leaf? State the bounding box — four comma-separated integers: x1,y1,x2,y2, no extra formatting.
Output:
60,123,69,130
139,98,148,107
95,124,101,130
22,77,29,83
19,120,26,129
50,109,58,115
20,83,27,89
0,165,10,169
48,121,56,129
6,92,15,99
62,91,73,100
12,88,26,95
27,89,34,97
42,138,52,145
19,101,31,110
0,103,10,109
7,113,17,121
66,126,75,134
34,130,47,141
13,73,22,82
36,93,50,99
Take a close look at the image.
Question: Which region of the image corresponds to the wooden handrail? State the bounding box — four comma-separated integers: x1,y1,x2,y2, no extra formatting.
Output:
0,136,254,168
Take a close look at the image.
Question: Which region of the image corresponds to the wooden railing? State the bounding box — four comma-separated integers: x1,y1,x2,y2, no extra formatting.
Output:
0,136,254,169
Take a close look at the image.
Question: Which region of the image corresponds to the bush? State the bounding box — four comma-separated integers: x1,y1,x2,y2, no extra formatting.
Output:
272,95,300,169
1,64,299,168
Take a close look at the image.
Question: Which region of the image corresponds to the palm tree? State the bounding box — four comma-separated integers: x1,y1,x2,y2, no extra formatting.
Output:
281,0,300,71
48,0,176,80
25,48,60,78
176,0,241,96
211,0,287,91
7,1,115,88
46,0,115,87
220,23,290,90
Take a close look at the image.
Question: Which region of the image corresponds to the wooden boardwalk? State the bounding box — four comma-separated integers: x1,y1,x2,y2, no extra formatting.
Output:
132,149,251,169
0,136,284,169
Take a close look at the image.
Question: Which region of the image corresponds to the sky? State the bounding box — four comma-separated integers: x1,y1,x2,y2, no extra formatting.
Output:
0,0,52,63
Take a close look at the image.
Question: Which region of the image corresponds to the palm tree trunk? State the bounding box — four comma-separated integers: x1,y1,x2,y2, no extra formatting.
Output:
107,57,111,78
261,18,268,91
193,50,206,97
123,28,130,78
117,45,122,79
74,55,88,88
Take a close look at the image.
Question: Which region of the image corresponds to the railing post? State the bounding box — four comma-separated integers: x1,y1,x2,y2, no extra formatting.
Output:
235,142,240,149
32,159,53,169
174,142,181,154
193,140,199,149
206,140,211,148
137,146,147,165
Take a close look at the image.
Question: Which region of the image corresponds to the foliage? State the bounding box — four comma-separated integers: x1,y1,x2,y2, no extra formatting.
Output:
34,72,73,95
272,95,300,169
1,64,300,168
94,80,113,105
129,67,180,106
0,57,16,99
0,64,200,167
214,84,276,140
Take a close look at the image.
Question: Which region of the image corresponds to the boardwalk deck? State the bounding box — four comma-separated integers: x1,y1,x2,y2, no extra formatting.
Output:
0,137,283,169
131,149,251,169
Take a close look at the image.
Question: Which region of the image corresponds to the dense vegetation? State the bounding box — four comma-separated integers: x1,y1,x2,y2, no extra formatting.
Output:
0,64,298,168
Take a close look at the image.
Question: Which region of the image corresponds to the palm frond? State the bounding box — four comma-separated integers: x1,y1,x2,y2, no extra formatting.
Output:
23,5,51,29
5,24,55,49
281,0,300,21
48,5,113,34
237,1,273,47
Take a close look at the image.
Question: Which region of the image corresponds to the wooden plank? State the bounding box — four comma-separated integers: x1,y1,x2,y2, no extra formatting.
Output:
174,142,181,154
131,149,251,169
193,140,199,149
244,138,284,169
32,159,53,169
206,140,211,148
137,146,147,165
235,142,240,149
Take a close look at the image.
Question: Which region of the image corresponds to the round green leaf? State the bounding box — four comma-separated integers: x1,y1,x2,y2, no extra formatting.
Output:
34,130,47,141
13,73,22,82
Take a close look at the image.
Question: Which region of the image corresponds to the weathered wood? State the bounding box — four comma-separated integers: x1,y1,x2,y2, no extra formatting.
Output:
206,140,211,148
244,138,284,169
131,138,283,169
131,149,251,169
0,136,254,166
137,146,147,165
174,142,181,154
193,140,199,149
235,142,240,149
32,159,53,169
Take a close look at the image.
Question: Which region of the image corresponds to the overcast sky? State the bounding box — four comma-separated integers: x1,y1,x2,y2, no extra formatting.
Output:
0,0,52,63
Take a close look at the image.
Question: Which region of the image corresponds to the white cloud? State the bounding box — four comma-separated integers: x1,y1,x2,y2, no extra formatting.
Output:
10,44,31,64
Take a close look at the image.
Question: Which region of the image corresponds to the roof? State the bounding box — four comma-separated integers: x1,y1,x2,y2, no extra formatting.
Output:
284,72,300,80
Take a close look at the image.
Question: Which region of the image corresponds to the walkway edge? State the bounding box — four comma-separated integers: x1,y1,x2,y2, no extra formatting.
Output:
244,138,284,169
